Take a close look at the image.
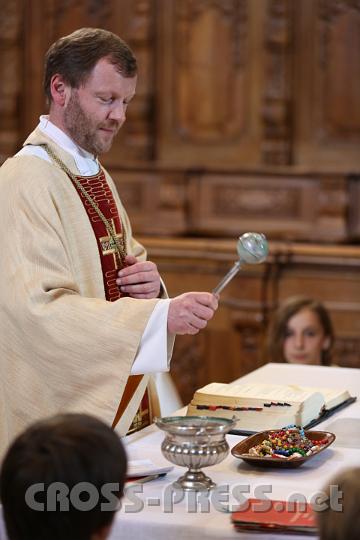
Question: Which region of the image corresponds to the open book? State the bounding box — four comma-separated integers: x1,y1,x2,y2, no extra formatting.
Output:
187,382,355,434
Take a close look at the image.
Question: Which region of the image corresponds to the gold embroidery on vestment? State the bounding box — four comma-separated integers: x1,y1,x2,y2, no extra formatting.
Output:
99,218,124,269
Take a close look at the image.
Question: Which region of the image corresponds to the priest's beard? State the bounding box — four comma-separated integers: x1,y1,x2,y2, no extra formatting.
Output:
63,91,119,155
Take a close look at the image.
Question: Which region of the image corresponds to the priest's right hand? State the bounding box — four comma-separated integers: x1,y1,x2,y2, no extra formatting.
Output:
167,292,218,335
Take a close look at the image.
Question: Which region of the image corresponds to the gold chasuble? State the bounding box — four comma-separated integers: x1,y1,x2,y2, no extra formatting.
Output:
0,128,171,459
40,143,151,434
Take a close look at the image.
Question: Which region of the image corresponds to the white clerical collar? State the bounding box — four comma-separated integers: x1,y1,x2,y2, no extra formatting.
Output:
38,115,100,175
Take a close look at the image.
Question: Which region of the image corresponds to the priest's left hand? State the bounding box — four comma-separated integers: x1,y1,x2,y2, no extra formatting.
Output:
116,255,161,299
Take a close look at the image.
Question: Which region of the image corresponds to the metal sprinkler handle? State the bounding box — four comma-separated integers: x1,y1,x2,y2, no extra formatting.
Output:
212,232,268,295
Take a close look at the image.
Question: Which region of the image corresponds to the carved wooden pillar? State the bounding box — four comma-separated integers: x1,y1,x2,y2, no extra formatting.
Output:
105,0,157,166
261,0,294,165
0,0,23,162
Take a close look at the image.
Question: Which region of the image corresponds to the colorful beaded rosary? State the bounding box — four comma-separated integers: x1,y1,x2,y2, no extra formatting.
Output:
247,426,327,459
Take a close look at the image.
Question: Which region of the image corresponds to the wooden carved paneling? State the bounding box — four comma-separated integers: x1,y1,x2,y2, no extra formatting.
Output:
114,168,350,243
318,0,360,138
174,0,248,141
214,184,301,218
50,0,110,31
294,0,360,170
317,174,348,240
0,0,22,162
188,172,348,241
156,0,264,167
261,0,293,165
112,170,187,235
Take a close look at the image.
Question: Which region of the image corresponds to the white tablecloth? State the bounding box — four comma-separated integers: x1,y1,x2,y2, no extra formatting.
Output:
0,364,358,540
111,363,360,540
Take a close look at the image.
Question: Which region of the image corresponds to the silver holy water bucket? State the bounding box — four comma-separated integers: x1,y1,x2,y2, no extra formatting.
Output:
155,416,236,491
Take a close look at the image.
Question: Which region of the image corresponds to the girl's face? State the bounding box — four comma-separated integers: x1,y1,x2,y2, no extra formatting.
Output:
283,308,330,365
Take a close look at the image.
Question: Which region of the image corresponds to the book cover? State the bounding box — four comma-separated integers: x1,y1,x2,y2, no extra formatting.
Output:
231,498,317,534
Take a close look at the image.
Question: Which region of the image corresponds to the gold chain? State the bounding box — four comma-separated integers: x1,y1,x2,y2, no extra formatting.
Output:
40,143,127,268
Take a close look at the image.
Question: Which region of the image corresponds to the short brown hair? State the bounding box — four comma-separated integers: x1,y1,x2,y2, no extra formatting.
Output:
44,27,137,101
0,413,127,540
266,296,335,365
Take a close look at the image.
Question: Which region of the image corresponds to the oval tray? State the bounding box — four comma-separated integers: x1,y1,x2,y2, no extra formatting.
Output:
231,430,336,468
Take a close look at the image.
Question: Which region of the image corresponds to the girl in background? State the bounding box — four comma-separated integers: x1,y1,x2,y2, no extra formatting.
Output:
266,296,335,366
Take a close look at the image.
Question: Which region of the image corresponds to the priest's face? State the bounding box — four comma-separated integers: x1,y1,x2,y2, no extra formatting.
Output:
283,308,330,365
63,58,137,155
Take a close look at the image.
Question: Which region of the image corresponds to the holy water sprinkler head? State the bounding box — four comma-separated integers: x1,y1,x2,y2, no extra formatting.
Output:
237,232,269,264
212,232,268,295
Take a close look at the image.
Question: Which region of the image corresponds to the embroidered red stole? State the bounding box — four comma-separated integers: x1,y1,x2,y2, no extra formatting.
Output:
69,168,150,433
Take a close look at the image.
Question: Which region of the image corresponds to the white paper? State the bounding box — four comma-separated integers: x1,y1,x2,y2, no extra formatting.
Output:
127,459,173,478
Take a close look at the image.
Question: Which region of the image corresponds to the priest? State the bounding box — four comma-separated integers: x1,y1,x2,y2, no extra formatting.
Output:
0,28,218,458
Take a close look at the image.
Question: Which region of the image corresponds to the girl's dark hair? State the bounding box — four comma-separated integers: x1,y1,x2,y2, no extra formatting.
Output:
0,413,127,540
266,296,335,366
44,27,137,101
